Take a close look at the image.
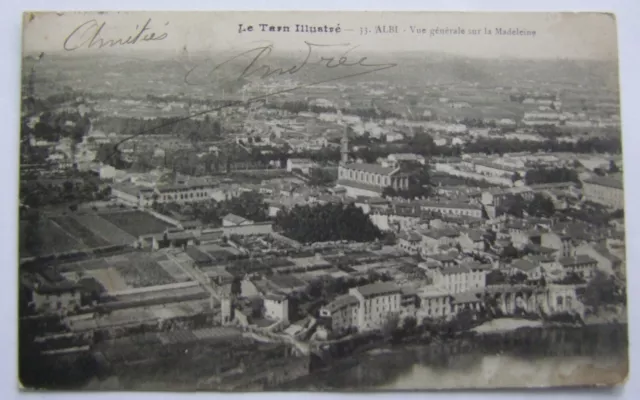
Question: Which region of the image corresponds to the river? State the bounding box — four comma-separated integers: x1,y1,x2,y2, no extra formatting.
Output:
283,324,628,390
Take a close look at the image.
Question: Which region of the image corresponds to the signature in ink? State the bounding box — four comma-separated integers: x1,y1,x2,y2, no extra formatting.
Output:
110,42,397,157
184,41,397,88
63,18,169,51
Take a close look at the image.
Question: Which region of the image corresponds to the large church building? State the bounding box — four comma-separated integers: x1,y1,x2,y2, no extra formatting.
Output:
335,128,410,198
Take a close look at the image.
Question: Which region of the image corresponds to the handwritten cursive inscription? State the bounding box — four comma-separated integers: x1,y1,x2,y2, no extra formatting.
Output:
63,18,168,51
184,41,397,86
111,42,397,153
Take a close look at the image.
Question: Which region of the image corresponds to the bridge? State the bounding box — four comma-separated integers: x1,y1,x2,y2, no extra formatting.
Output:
484,283,586,316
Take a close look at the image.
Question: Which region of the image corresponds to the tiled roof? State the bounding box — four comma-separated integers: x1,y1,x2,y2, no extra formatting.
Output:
559,255,597,267
465,229,485,242
593,244,622,264
419,201,482,211
324,294,359,312
166,231,194,241
264,293,287,302
421,228,460,240
512,259,538,272
419,286,449,298
441,265,470,275
398,231,422,242
583,176,623,190
341,162,398,176
527,254,555,263
223,213,248,225
453,291,482,304
336,179,383,194
355,282,401,297
465,262,493,271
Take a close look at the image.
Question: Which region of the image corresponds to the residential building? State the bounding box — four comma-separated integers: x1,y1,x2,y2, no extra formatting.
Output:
319,294,359,333
432,262,490,294
397,231,422,254
510,259,544,280
349,282,402,332
472,160,527,178
264,293,289,323
419,228,460,254
480,187,534,207
400,287,419,317
24,272,83,314
525,254,557,271
458,229,485,252
558,255,598,279
386,153,426,167
576,243,623,276
418,201,484,219
541,231,576,258
154,182,219,205
423,251,459,268
222,213,252,227
286,158,317,174
452,291,483,313
418,286,453,319
582,175,624,209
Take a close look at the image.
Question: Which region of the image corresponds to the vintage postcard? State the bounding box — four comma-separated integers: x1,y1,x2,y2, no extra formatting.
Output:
19,11,627,391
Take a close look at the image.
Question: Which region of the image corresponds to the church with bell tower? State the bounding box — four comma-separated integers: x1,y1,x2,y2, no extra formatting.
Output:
340,124,350,165
335,118,410,198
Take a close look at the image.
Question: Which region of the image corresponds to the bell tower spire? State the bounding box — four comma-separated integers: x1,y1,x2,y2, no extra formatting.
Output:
340,111,349,164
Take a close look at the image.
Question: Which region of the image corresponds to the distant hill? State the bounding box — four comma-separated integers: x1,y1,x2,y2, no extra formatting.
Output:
20,50,619,99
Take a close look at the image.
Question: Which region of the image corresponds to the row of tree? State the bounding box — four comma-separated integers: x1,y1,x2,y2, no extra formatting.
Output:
500,193,557,219
92,115,223,140
524,167,580,185
274,203,383,244
22,111,91,144
464,136,621,155
20,173,111,210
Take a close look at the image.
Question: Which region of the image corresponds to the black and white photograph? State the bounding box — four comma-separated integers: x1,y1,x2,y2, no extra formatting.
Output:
19,11,628,390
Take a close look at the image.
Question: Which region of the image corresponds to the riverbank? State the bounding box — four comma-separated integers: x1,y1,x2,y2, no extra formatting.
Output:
283,323,628,390
472,318,543,333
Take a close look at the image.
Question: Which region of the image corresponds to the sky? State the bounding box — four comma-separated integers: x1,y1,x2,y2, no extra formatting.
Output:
22,11,619,60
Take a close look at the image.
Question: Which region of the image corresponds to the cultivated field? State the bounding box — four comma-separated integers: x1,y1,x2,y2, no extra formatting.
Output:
54,251,189,293
73,214,136,245
20,218,85,258
110,253,177,288
87,267,130,292
98,211,173,237
19,211,172,259
50,216,111,248
157,259,192,282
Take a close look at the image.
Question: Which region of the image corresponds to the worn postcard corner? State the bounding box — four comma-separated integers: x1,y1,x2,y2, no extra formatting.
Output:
19,11,627,392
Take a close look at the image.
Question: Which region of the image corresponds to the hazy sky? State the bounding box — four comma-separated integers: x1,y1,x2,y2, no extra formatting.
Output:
23,11,618,60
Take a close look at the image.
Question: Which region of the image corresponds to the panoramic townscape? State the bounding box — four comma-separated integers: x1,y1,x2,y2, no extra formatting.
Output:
19,13,627,391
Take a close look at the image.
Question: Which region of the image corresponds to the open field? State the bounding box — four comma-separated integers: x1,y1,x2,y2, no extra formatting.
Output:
98,211,172,237
50,216,111,248
110,253,178,288
157,259,192,282
20,218,86,258
53,251,188,292
20,213,143,259
57,258,111,273
87,267,131,292
73,214,135,246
